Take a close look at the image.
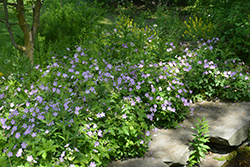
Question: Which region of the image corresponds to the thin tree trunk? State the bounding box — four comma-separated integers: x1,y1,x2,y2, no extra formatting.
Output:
17,0,34,64
3,0,42,66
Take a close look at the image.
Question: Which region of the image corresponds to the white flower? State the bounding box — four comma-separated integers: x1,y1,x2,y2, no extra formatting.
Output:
27,155,33,162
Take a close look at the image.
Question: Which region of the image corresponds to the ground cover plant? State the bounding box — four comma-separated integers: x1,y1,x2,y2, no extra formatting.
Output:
1,0,250,166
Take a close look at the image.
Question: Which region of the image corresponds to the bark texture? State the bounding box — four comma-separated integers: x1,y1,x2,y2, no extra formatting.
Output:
2,0,42,65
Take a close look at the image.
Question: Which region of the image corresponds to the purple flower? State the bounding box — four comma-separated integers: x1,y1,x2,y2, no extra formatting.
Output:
11,119,15,125
97,130,103,137
131,100,136,106
59,157,64,162
11,126,17,135
57,72,61,76
178,89,183,94
147,114,153,121
204,63,209,68
100,112,105,118
77,47,82,52
15,133,21,139
87,131,92,137
167,48,172,52
68,69,74,73
31,133,36,137
94,141,99,147
0,118,7,125
16,148,22,157
7,151,13,157
24,125,33,135
122,114,127,119
22,124,27,129
75,110,79,115
96,113,101,118
0,93,4,99
61,151,66,158
89,162,96,167
210,65,216,69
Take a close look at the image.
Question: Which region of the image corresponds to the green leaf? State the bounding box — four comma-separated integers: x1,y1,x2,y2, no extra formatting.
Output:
74,153,89,165
42,151,47,160
199,151,205,159
92,154,100,163
0,156,7,166
103,153,110,159
37,150,47,160
122,126,129,136
201,144,210,150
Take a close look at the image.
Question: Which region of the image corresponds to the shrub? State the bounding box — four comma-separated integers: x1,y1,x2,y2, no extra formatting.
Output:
37,0,105,62
183,39,250,102
182,14,218,41
0,49,153,166
215,1,250,64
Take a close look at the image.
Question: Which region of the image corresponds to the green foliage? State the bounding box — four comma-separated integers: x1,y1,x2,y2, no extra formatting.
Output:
183,14,218,41
0,46,155,166
188,117,210,167
184,41,250,102
1,1,250,166
154,6,186,42
37,0,105,59
0,49,41,87
215,1,250,64
213,150,237,161
190,0,250,64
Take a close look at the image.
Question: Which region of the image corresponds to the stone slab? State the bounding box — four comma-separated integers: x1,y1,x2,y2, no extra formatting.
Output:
200,152,228,167
186,100,250,146
107,100,250,167
107,157,168,167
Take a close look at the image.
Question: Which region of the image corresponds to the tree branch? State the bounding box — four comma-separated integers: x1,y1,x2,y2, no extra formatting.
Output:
0,0,18,7
7,2,17,7
3,0,25,52
0,18,19,25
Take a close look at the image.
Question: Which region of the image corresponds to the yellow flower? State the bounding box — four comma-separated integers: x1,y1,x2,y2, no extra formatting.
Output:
0,72,3,76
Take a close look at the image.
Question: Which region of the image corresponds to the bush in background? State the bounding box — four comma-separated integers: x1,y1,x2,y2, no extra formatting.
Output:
35,0,105,68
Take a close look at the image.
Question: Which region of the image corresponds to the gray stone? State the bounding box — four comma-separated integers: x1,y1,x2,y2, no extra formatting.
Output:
107,100,250,167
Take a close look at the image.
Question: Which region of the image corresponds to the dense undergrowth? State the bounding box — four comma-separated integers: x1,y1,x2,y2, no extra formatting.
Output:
0,0,250,166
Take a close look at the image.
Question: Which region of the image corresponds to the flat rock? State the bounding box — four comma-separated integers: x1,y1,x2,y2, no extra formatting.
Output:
107,100,250,167
187,100,250,146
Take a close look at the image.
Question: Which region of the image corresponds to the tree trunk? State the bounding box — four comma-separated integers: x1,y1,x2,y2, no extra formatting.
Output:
3,0,42,66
